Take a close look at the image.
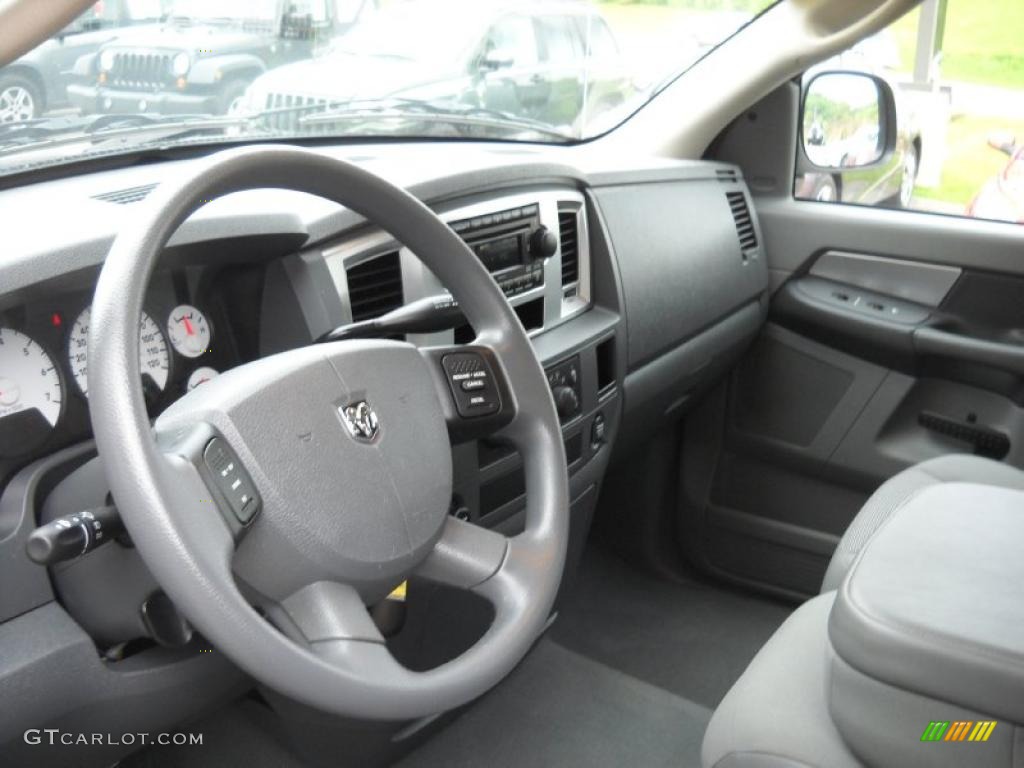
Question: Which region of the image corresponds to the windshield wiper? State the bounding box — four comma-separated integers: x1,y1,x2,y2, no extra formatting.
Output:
249,96,576,142
0,113,252,158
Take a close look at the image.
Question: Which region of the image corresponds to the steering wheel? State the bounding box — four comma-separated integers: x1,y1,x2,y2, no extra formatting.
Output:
87,146,569,720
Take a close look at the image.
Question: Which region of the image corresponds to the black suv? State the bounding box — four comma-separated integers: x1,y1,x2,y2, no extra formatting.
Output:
67,0,376,117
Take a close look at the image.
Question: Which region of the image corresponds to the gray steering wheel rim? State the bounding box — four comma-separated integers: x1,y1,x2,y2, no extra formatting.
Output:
88,145,569,720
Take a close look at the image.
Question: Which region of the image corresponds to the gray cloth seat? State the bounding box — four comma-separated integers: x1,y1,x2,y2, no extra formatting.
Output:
704,454,1024,768
701,593,860,768
820,454,1024,592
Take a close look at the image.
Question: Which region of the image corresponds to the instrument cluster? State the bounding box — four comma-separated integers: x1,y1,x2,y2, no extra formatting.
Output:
0,271,236,461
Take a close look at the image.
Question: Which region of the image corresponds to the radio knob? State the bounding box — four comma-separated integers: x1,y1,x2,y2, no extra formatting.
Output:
529,226,559,260
553,385,580,420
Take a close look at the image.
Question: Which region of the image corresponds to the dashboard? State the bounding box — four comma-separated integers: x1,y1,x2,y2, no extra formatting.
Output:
0,141,769,758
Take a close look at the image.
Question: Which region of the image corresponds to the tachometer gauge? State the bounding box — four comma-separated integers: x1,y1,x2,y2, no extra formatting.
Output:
69,307,170,397
0,328,63,457
167,305,211,359
186,366,219,391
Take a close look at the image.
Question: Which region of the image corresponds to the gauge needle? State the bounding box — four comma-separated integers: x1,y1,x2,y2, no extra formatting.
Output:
183,316,195,336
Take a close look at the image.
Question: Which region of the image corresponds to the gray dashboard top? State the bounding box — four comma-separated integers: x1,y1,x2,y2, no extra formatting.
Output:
0,141,737,300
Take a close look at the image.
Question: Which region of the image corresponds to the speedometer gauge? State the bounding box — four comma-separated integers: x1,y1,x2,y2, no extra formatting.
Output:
69,307,170,397
0,328,63,457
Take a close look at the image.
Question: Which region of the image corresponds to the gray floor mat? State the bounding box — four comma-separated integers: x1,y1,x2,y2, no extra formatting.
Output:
551,546,792,709
398,638,712,768
123,546,790,767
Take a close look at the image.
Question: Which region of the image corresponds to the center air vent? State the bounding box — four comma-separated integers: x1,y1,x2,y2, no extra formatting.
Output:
726,191,758,253
92,183,158,205
558,210,579,287
346,251,403,322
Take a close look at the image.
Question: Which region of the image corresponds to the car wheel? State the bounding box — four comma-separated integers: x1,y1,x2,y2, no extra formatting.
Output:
898,146,918,209
813,175,839,202
0,75,41,124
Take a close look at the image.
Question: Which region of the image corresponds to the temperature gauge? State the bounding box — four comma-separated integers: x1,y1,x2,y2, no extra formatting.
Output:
167,305,211,359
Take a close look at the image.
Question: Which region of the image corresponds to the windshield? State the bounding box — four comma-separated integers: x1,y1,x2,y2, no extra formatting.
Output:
169,0,280,22
0,0,776,176
332,5,480,63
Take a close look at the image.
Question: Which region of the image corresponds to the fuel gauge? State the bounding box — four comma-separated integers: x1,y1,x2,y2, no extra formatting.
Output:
168,305,211,359
186,367,219,391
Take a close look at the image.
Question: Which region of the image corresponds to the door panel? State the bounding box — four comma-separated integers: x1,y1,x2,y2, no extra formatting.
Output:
687,82,1024,599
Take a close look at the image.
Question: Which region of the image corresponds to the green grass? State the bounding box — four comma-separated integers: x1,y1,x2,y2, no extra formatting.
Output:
890,0,1024,88
914,114,1024,206
601,0,1024,88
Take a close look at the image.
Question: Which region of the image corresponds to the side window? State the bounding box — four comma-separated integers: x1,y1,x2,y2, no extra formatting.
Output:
536,16,581,66
795,2,1024,226
286,0,329,23
579,16,619,59
484,15,540,68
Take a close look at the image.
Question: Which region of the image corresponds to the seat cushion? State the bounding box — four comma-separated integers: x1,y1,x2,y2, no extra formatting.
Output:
820,454,1024,593
701,593,862,768
831,482,1024,727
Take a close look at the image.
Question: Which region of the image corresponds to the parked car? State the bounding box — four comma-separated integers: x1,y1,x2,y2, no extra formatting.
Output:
0,0,162,123
237,0,638,137
795,31,921,208
967,133,1024,223
66,0,377,118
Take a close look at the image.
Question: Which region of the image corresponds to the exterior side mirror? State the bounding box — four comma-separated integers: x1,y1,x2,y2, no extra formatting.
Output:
799,71,897,172
481,48,515,72
987,131,1017,156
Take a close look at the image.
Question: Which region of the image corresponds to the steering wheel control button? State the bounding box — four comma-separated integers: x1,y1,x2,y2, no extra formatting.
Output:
442,352,500,417
203,438,260,524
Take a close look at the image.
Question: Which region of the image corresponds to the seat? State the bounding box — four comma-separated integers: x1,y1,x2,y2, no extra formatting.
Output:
820,453,1024,592
704,455,1024,768
701,593,860,768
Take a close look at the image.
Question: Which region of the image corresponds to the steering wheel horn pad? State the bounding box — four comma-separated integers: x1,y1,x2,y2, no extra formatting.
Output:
156,340,453,604
87,145,569,720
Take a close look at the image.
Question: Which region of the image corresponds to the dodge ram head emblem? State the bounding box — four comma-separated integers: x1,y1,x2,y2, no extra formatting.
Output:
340,401,379,441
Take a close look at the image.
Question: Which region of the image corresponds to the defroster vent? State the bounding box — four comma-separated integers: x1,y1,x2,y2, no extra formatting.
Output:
346,251,403,322
558,210,579,286
726,191,758,253
92,183,158,205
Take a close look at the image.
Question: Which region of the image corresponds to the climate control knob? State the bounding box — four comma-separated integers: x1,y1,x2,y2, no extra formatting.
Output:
529,226,559,260
553,385,580,420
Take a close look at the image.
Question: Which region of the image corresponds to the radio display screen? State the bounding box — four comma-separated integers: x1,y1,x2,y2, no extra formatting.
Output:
474,235,522,273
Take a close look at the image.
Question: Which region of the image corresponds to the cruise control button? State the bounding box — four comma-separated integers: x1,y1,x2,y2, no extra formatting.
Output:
442,352,501,418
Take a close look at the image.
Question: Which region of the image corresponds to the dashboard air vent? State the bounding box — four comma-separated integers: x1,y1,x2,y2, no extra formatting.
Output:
716,168,738,183
346,251,403,322
92,183,158,205
558,210,579,287
726,191,758,253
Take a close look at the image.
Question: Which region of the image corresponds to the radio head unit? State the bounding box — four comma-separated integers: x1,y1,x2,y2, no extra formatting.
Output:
449,204,558,299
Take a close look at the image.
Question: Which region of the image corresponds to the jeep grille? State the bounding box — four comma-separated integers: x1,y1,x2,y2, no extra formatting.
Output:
110,52,173,90
263,93,330,133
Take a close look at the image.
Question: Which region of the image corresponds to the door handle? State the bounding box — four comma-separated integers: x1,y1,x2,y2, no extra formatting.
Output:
914,326,1024,376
